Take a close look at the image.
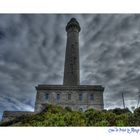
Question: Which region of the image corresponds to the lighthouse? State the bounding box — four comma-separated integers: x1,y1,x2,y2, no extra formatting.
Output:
63,18,81,86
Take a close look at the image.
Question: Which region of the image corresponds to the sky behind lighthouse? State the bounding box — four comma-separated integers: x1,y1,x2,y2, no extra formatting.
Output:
0,14,140,119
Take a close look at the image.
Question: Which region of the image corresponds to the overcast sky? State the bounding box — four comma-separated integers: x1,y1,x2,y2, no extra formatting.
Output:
0,14,140,119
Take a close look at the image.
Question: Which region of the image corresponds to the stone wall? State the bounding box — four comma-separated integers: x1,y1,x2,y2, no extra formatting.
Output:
35,85,104,112
2,111,35,122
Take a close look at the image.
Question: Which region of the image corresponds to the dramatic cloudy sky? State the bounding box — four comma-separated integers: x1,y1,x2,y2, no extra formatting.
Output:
0,14,140,119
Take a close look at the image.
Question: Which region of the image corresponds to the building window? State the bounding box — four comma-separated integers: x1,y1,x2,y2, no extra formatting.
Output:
45,93,49,100
68,93,71,100
79,93,83,101
57,94,60,101
90,93,94,100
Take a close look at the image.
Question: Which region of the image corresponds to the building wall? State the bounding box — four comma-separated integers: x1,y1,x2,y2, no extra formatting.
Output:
2,111,35,122
35,85,104,112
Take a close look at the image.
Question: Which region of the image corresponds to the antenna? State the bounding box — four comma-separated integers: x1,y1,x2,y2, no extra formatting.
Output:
137,94,140,108
122,92,125,108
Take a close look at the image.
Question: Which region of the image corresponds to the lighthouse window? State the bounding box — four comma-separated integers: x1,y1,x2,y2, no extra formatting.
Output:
79,93,83,101
90,93,94,100
57,94,60,101
68,93,71,100
45,93,49,100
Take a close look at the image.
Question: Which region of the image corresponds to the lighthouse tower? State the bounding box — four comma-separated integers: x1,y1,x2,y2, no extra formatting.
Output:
63,18,80,86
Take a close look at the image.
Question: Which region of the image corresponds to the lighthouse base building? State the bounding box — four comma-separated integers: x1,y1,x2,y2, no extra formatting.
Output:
35,85,104,112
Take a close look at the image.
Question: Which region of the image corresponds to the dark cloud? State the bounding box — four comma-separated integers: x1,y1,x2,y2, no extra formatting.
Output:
0,30,5,40
1,14,140,119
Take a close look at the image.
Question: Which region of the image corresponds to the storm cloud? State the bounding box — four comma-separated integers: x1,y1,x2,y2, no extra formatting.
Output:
0,14,140,119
